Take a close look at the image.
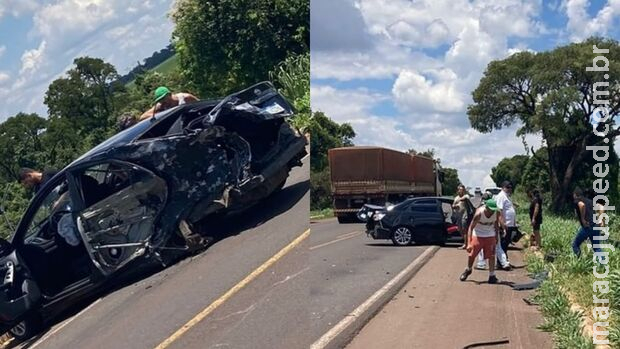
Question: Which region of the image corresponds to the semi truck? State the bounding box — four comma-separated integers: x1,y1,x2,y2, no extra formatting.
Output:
328,146,443,223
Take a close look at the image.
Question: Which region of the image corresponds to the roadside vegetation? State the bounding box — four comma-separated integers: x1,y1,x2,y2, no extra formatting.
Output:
508,190,620,348
0,0,309,239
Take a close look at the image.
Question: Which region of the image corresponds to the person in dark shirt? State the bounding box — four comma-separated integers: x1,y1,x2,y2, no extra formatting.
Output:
571,187,601,257
527,188,543,250
18,168,59,193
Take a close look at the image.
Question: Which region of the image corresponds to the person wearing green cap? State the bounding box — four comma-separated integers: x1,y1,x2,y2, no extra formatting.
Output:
460,198,504,284
139,86,199,121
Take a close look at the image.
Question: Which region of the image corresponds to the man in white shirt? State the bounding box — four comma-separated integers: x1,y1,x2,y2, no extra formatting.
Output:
495,181,522,264
476,182,515,270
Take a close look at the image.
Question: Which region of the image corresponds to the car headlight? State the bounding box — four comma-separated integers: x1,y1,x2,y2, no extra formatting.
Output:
386,205,395,212
374,212,386,221
359,213,368,220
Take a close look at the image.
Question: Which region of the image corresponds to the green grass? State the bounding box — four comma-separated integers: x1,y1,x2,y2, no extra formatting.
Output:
310,208,333,220
152,54,179,74
125,54,179,88
515,192,620,347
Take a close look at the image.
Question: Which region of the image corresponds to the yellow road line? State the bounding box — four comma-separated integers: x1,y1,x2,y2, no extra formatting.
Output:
154,228,311,349
309,231,363,251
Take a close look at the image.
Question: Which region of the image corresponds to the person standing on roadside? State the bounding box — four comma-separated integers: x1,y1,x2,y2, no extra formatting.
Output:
475,194,510,271
494,180,521,268
528,188,543,250
572,188,601,257
453,184,470,249
460,199,504,284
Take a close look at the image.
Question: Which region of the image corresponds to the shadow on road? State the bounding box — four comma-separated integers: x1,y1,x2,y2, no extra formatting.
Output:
199,179,309,239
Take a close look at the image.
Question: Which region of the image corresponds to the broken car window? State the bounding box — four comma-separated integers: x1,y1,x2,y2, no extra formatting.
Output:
26,178,71,240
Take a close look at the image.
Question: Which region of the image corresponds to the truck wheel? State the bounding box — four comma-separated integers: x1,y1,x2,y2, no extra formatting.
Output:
10,313,42,341
337,215,358,224
391,226,413,246
337,216,351,224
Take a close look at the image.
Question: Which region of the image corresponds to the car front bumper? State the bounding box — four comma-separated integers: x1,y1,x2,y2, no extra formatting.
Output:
367,221,391,240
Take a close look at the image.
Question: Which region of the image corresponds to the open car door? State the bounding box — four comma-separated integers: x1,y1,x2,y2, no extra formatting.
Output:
71,161,167,276
0,175,71,330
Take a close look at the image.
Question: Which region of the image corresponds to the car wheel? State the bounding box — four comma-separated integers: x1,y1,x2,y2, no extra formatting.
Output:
10,314,42,341
391,226,413,246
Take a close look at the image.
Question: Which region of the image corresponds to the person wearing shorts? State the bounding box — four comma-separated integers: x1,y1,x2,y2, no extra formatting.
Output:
460,198,503,284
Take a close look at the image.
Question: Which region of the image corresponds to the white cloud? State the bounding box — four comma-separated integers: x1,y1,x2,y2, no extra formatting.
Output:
311,83,545,186
565,0,620,41
310,0,557,187
19,41,47,76
0,72,10,85
0,0,39,19
311,85,388,122
0,0,175,121
392,69,466,113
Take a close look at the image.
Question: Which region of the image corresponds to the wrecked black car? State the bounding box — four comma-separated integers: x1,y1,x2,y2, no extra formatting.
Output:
358,197,474,246
0,82,307,339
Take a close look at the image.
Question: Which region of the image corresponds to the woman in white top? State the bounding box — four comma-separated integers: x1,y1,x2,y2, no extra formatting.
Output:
460,198,505,284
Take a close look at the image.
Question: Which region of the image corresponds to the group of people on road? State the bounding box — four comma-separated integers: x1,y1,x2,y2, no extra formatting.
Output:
455,181,523,284
455,180,607,284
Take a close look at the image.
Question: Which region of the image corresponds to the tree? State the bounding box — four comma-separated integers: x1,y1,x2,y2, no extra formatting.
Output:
407,148,436,159
309,111,355,172
171,0,309,97
441,167,462,196
45,57,122,142
521,148,550,192
468,37,620,212
270,53,310,132
490,155,529,188
0,113,47,182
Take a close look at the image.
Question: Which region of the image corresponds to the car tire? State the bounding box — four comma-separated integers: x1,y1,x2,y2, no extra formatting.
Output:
9,313,42,341
391,226,413,246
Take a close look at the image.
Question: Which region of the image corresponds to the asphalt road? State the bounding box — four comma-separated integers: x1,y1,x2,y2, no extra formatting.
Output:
14,156,310,349
12,155,432,349
307,219,428,344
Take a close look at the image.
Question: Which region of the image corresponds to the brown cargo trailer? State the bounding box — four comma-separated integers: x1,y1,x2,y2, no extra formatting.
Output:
328,146,442,223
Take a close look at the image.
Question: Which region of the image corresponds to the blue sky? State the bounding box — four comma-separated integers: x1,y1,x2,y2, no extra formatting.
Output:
311,0,620,188
0,0,175,121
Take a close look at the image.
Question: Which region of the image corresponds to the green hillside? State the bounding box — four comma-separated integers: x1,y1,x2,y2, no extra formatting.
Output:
125,54,179,88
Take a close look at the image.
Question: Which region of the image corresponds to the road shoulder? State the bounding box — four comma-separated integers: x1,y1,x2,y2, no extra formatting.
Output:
346,245,553,349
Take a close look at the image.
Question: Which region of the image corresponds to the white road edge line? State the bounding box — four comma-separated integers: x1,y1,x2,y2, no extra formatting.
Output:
310,246,440,349
29,298,103,349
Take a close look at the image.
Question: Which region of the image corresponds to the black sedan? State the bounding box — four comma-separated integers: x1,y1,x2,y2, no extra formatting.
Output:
358,197,474,246
0,82,307,339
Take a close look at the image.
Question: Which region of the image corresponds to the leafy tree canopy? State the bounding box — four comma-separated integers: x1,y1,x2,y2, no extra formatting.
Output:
468,37,620,211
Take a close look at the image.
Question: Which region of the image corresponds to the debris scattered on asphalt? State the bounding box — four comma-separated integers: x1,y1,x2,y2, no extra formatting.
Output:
463,338,509,348
511,270,549,291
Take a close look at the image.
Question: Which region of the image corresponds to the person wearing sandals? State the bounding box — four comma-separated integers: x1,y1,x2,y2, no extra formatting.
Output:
475,193,510,271
460,198,504,284
527,188,543,250
452,184,470,249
